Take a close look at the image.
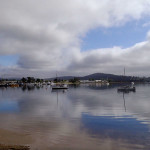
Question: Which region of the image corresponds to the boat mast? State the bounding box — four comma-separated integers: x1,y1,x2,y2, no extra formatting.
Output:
124,67,125,76
56,71,58,82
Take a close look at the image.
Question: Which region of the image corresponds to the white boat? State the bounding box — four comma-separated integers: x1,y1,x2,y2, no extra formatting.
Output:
118,82,136,92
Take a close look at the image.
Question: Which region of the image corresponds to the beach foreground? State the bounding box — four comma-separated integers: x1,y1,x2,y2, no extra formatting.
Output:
0,144,29,150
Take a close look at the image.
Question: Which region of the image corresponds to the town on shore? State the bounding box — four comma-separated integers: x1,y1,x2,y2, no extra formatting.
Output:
0,73,149,88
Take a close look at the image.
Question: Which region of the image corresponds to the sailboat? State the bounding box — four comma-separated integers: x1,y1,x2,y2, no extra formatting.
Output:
52,84,68,90
117,82,136,92
117,68,136,92
51,72,68,90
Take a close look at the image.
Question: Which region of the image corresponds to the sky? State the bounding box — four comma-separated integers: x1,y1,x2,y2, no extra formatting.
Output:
1,0,150,78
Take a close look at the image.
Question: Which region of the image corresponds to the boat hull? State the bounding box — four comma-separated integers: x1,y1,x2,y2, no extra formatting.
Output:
52,87,68,89
117,87,136,92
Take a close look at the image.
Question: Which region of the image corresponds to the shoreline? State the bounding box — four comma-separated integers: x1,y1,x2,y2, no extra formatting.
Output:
0,144,30,150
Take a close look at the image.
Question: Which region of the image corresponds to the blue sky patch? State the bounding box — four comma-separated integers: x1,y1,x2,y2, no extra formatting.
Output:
0,55,19,66
81,18,150,51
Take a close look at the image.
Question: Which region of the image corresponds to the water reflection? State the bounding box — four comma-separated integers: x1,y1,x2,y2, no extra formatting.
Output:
0,101,19,113
0,84,150,149
21,85,41,91
81,114,150,144
123,92,127,112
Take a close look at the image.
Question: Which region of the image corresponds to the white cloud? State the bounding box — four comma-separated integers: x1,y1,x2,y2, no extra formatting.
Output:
143,21,150,27
0,0,150,77
68,40,150,76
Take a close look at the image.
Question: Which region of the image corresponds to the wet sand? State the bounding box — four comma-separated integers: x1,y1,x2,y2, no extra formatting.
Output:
0,128,31,150
0,144,29,150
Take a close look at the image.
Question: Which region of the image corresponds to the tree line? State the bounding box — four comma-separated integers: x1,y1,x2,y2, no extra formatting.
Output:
21,77,44,83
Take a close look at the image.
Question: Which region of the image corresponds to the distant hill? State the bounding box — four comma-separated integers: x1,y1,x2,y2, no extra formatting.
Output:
79,73,142,82
81,73,119,80
47,73,145,82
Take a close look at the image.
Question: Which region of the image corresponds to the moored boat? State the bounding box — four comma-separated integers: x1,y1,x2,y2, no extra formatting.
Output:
52,84,68,90
0,83,8,87
117,82,136,92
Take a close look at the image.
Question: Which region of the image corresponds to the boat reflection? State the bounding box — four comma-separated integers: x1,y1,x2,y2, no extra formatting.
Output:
123,92,126,112
0,84,150,149
51,89,68,93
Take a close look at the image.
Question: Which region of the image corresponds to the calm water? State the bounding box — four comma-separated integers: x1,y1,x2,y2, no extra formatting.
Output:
0,84,150,150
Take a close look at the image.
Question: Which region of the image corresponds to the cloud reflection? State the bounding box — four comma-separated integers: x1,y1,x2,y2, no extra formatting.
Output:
0,85,150,149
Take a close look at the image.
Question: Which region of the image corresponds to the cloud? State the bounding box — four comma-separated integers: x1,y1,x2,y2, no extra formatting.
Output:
143,21,150,27
68,40,150,76
0,0,150,77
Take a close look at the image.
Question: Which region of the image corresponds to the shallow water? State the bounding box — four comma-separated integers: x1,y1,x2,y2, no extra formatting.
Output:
0,83,150,150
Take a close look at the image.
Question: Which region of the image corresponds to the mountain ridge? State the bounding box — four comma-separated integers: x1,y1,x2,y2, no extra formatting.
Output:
47,73,145,82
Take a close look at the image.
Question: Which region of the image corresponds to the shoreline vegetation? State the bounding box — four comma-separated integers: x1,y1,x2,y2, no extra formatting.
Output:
0,74,149,88
0,73,149,86
0,144,29,150
0,79,149,88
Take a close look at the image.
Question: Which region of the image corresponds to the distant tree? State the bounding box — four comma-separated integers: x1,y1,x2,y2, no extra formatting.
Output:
27,77,31,83
27,77,35,83
108,79,114,82
36,78,41,83
89,78,94,81
40,79,44,82
69,77,80,83
53,78,61,83
21,77,27,83
31,77,35,83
